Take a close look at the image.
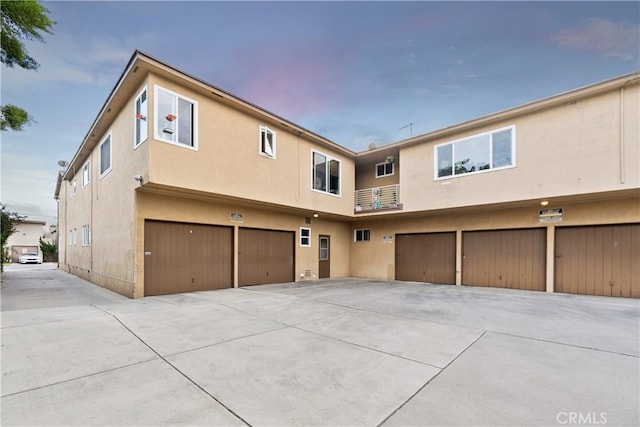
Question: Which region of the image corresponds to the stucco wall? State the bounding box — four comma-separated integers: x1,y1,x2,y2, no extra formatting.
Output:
58,81,150,297
400,85,639,212
146,73,355,217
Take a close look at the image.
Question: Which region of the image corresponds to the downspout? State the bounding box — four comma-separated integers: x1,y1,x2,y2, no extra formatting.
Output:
619,86,625,184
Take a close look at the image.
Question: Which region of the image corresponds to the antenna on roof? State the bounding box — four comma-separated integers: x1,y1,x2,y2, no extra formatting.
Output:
399,122,413,136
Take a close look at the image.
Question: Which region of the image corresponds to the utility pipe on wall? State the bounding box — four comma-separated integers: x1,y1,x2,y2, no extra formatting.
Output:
619,86,625,184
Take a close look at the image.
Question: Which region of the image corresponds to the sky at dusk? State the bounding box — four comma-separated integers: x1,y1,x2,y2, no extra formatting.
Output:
1,1,639,224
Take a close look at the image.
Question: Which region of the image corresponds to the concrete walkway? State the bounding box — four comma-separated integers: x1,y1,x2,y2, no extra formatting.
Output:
1,264,639,426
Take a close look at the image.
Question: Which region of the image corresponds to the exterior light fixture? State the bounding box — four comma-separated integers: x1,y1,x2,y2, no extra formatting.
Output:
313,213,319,218
540,200,549,206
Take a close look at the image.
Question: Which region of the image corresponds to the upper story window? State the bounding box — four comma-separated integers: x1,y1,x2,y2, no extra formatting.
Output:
71,179,77,196
154,85,197,149
435,125,515,179
100,133,112,177
82,161,89,187
259,126,276,158
312,151,341,196
376,162,393,178
82,224,91,246
134,86,148,147
354,229,371,242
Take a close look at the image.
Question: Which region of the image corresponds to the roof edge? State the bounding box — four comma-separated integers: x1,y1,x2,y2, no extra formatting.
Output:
358,71,640,156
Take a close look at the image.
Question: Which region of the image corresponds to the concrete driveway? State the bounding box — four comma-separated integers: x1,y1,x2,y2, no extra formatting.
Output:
1,264,639,426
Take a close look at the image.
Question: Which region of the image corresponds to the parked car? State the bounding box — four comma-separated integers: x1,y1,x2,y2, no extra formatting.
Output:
19,252,42,264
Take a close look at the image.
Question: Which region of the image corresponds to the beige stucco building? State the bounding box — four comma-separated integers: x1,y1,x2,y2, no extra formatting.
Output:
5,220,48,262
55,51,639,298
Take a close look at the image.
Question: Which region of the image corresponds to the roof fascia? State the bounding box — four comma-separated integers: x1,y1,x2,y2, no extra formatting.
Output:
62,50,143,181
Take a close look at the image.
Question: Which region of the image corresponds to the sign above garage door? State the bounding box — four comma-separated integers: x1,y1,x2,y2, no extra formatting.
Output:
539,208,563,223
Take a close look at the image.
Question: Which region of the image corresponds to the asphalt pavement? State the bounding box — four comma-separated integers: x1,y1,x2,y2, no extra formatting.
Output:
1,263,639,426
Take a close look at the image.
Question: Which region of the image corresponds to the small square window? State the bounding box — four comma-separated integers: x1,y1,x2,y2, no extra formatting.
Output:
376,162,393,178
154,86,197,149
300,227,311,247
260,126,276,158
354,229,371,242
71,180,77,196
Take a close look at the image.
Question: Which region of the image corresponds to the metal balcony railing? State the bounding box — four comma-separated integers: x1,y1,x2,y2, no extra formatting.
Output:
354,184,400,212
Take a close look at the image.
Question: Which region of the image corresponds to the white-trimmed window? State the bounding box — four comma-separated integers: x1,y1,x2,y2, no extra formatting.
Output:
100,133,112,177
300,227,311,247
82,161,89,187
134,86,148,147
354,229,371,242
376,162,393,178
69,229,76,246
312,151,341,195
71,179,77,196
154,85,197,149
259,126,276,158
82,224,90,246
435,125,515,179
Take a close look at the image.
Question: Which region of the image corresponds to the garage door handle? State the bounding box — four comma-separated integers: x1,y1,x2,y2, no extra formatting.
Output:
144,251,151,256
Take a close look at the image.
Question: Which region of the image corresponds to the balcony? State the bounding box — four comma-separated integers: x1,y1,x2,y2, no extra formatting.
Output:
354,184,401,213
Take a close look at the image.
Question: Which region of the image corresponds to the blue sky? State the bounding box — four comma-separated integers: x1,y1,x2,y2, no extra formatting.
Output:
1,1,638,224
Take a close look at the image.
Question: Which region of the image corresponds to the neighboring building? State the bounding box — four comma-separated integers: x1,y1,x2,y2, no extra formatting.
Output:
55,51,639,298
5,220,47,263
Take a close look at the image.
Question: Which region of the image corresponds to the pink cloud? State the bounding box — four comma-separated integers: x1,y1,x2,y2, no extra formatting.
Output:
551,18,639,60
233,47,348,118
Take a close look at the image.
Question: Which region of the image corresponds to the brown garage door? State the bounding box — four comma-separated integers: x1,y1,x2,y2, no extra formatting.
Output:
462,228,546,291
395,232,456,284
555,224,639,298
144,220,233,296
238,228,294,286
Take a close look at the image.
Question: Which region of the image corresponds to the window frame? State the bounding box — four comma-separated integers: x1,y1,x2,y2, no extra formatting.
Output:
300,227,311,247
82,224,90,246
71,179,77,197
354,229,371,242
434,125,516,180
319,236,329,260
81,161,90,188
311,150,341,196
154,85,198,150
99,132,112,178
134,85,148,148
259,125,276,159
375,162,394,178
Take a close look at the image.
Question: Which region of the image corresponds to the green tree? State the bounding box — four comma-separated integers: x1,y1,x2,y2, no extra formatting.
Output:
39,237,57,262
0,0,53,131
1,204,25,271
1,104,32,131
